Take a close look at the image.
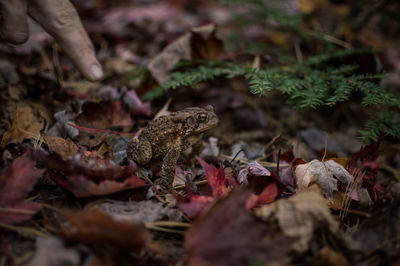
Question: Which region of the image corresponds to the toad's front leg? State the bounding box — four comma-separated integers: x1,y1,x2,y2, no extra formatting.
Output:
158,138,183,189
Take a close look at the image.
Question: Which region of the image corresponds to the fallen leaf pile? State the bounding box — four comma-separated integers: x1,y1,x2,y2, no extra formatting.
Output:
35,134,147,197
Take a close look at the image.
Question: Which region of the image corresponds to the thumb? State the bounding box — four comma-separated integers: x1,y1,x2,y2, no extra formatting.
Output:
0,0,29,44
28,0,103,81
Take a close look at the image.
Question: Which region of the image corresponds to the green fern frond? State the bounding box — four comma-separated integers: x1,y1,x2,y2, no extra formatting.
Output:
142,50,399,141
359,110,400,141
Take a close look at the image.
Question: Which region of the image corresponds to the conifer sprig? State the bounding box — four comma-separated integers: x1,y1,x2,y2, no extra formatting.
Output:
142,51,399,141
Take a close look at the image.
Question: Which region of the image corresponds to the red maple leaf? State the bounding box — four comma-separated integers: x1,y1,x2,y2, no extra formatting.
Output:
0,150,44,224
347,140,383,200
174,157,235,218
34,148,147,198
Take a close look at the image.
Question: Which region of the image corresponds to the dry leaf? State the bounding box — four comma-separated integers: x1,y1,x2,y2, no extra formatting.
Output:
295,159,354,199
173,157,236,218
41,133,78,160
238,161,271,184
297,0,328,14
61,209,148,251
185,188,294,266
346,141,382,201
315,245,349,266
75,101,132,130
34,149,147,198
0,150,44,224
190,24,224,60
255,186,339,252
238,161,285,206
148,24,223,84
1,105,49,147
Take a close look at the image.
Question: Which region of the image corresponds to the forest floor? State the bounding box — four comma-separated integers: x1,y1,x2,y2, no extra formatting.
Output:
1,1,400,265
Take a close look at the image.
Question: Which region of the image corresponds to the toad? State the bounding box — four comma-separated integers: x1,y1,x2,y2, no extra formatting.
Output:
127,105,219,189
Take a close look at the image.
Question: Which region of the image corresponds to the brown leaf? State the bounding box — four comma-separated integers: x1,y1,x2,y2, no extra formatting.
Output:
41,133,78,160
353,187,400,260
61,209,148,251
35,148,133,181
1,105,49,147
185,188,294,266
255,186,339,252
34,149,147,197
315,246,349,266
75,101,132,130
0,150,44,224
297,0,328,14
148,24,223,84
190,24,224,60
52,173,147,198
295,159,354,199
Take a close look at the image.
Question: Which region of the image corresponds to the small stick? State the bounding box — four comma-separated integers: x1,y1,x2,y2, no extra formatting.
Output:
68,122,136,136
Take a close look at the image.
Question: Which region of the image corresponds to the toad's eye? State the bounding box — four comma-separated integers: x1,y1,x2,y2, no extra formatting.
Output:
198,114,208,121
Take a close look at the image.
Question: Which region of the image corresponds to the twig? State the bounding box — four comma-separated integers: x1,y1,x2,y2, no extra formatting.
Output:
173,179,208,190
144,225,185,234
381,163,400,181
322,133,328,161
0,207,37,215
0,223,48,238
219,154,289,168
294,39,303,63
145,221,191,228
68,122,136,136
276,149,281,178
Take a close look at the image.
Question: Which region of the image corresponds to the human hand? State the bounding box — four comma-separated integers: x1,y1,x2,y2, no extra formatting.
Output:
0,0,103,81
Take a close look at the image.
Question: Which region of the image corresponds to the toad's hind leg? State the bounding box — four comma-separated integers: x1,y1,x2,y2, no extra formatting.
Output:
127,136,152,165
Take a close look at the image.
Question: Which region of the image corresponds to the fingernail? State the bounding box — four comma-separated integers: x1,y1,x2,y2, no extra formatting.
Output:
90,64,103,80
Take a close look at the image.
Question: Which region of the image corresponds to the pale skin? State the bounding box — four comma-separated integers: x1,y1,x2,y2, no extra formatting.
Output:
0,0,103,81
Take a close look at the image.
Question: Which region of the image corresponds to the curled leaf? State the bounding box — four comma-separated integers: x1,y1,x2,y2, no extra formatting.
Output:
148,24,223,84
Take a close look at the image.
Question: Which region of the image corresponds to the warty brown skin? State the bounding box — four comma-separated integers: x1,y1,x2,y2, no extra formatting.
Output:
127,105,219,189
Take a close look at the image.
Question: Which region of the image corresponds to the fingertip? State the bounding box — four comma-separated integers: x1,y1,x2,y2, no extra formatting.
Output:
87,63,104,81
